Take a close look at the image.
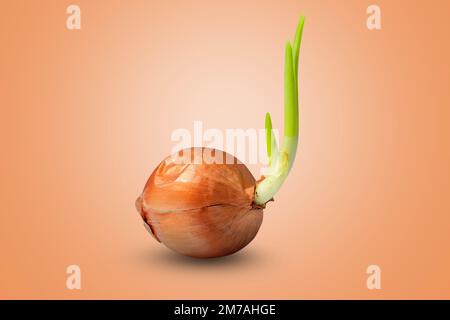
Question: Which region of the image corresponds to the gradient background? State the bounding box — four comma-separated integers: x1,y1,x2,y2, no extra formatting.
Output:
1,0,449,299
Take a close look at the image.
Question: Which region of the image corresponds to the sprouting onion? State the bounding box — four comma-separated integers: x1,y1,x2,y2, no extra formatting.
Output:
136,16,305,258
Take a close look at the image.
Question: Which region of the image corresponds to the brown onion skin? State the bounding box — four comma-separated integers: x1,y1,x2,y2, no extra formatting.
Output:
136,147,263,258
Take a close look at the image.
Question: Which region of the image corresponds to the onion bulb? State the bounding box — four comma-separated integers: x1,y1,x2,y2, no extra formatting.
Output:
136,16,305,258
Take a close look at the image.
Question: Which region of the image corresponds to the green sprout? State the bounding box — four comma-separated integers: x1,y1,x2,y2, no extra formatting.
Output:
254,15,304,206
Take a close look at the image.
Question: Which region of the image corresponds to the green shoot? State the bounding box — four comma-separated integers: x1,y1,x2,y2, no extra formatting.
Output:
265,112,272,159
254,15,304,206
265,112,279,166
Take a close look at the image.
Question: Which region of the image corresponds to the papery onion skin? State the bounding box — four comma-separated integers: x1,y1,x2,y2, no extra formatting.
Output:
136,147,263,258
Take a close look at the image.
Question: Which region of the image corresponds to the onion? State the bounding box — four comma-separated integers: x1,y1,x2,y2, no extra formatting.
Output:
136,148,263,258
136,16,305,258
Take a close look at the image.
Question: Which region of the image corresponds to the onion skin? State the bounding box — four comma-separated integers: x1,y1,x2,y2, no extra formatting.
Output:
136,147,263,258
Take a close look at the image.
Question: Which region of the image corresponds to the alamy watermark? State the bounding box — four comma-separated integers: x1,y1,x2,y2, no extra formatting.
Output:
66,5,81,30
366,264,382,290
366,5,382,30
66,264,81,290
170,121,280,174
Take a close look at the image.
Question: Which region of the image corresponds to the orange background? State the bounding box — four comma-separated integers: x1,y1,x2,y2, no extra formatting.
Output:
1,0,449,299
